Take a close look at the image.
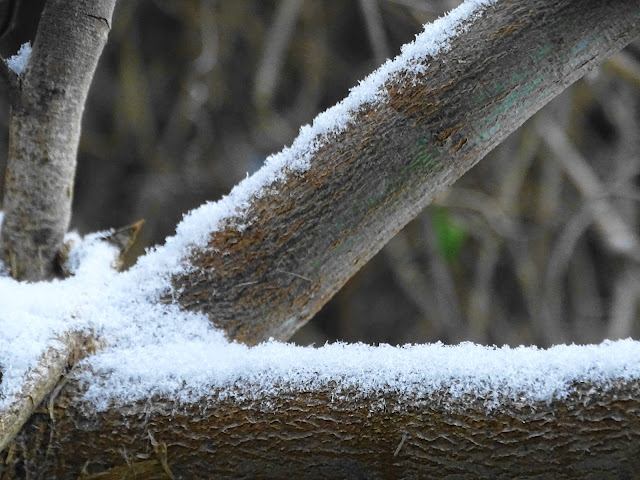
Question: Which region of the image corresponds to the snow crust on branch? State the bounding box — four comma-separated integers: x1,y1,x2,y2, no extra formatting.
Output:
5,0,638,414
148,0,497,265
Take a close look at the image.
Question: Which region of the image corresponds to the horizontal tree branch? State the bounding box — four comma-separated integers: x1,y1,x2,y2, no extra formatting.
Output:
6,370,640,478
166,0,640,345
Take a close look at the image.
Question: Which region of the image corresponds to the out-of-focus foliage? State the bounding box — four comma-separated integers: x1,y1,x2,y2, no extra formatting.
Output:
432,208,468,263
0,0,639,348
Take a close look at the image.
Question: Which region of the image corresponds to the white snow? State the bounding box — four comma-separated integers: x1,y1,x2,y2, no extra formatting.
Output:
6,42,31,75
2,229,639,411
80,338,640,412
3,0,637,414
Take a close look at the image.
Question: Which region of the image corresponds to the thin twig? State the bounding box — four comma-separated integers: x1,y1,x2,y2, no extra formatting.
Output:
536,115,640,262
253,0,303,109
275,269,311,282
393,433,407,457
359,0,391,64
607,266,640,339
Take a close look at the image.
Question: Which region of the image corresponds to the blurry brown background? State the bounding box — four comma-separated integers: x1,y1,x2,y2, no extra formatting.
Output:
1,0,639,348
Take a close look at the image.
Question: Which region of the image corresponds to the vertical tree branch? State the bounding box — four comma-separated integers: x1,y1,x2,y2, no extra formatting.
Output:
0,0,116,281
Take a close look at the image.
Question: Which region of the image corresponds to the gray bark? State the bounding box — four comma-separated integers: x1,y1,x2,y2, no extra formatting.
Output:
0,0,116,281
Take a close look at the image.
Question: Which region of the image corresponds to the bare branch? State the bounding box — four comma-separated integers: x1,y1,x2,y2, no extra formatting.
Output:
536,115,640,261
252,0,304,110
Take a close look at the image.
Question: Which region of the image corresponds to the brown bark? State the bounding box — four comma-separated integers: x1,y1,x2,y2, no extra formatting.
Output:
167,0,640,345
0,0,116,281
4,371,639,478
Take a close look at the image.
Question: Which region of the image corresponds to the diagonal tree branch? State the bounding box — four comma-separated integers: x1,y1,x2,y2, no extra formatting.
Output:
166,0,640,345
0,331,98,453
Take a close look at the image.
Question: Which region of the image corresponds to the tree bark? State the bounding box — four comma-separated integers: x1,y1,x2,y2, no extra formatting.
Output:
167,0,640,345
4,370,639,479
0,0,116,281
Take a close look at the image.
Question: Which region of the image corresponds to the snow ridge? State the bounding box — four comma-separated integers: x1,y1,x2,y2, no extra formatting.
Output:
80,338,640,412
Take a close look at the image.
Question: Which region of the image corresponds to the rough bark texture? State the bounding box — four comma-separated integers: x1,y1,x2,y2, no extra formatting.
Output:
0,0,116,281
168,0,640,345
3,372,639,479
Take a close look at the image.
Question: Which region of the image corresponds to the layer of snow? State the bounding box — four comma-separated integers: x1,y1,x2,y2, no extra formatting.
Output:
81,338,640,412
2,230,639,411
7,42,31,75
5,0,635,415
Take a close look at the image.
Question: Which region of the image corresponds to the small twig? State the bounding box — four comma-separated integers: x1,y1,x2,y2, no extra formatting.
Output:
253,0,303,109
194,0,218,74
275,269,311,282
148,431,176,480
393,433,407,457
383,229,439,330
420,214,466,338
467,232,500,343
359,0,391,64
537,116,640,262
435,187,522,239
567,240,604,337
46,371,72,459
1,441,18,480
47,370,72,423
542,204,594,344
607,265,640,339
100,218,145,270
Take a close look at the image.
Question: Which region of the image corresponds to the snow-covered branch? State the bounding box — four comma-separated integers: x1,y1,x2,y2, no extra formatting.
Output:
11,341,640,478
161,0,640,344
